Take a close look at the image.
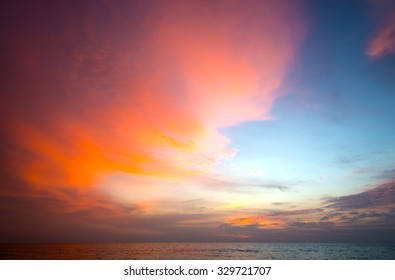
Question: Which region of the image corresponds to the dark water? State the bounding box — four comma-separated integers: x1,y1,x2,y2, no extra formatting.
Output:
1,243,394,260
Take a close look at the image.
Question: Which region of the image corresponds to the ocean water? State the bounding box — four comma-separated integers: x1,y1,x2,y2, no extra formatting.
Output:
1,243,394,260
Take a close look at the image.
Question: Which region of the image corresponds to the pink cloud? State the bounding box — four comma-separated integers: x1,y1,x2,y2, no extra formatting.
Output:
367,3,395,58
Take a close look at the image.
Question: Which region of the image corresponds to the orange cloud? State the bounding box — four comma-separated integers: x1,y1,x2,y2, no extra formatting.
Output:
3,0,305,191
225,214,287,229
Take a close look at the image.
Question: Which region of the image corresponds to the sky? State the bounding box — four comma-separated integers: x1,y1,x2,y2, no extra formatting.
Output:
1,0,395,243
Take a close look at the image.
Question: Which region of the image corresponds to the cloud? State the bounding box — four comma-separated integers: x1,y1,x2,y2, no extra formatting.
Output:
193,174,291,193
269,208,324,216
224,208,323,230
335,154,367,166
0,172,226,242
368,25,395,58
324,183,395,209
367,3,395,58
374,168,395,180
0,0,305,189
225,214,287,229
272,202,292,206
222,182,395,241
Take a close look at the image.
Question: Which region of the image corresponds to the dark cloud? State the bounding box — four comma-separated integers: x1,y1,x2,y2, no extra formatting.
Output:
324,182,395,209
375,168,395,180
219,221,395,243
288,221,334,228
222,183,395,243
319,211,343,221
267,208,323,217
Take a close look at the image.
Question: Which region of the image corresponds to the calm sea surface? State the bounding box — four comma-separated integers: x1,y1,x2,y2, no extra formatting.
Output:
1,243,394,260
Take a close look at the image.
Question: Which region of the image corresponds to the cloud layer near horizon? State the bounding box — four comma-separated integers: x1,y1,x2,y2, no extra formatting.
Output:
222,182,395,241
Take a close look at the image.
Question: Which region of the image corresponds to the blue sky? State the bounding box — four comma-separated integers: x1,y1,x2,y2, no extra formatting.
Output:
221,0,395,201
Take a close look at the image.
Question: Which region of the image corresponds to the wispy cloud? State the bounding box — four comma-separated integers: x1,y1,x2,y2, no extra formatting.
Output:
193,174,292,193
368,17,395,58
324,183,395,209
367,2,395,58
272,202,293,206
374,168,395,180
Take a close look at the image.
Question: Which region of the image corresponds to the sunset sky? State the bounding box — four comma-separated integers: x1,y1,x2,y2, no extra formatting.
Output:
1,0,395,243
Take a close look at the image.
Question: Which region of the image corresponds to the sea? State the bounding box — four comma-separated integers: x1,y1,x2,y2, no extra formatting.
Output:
1,243,394,260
